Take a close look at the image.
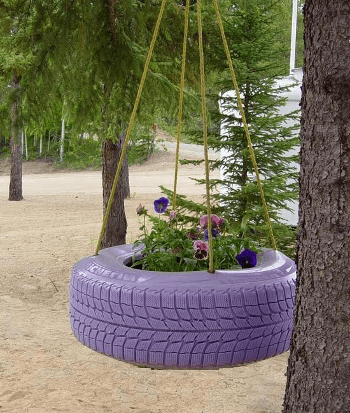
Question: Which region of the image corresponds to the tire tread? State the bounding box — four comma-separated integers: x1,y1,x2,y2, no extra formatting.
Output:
70,264,296,368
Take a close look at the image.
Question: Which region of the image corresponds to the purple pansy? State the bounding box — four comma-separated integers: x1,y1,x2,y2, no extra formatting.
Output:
236,249,257,269
200,215,208,228
200,214,224,229
193,240,208,260
136,204,147,216
217,217,225,227
169,210,177,221
203,228,219,241
153,197,169,214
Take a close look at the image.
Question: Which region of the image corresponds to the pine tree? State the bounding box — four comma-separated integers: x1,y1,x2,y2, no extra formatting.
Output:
0,8,25,201
170,0,300,257
0,1,197,246
62,0,192,248
0,1,75,199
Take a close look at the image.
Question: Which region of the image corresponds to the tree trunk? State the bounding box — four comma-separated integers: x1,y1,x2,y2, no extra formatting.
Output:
9,76,23,202
47,131,51,152
100,137,129,249
24,129,28,160
283,1,350,412
9,129,23,201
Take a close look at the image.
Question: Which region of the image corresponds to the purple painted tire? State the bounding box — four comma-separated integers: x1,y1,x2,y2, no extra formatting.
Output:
69,244,296,369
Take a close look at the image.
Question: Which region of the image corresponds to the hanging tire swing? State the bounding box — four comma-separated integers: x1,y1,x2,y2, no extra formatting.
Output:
69,0,296,369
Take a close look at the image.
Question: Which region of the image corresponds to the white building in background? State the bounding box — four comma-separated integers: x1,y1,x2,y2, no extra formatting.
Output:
274,68,302,226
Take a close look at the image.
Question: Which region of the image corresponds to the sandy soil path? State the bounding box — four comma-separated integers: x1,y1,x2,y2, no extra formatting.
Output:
0,137,288,413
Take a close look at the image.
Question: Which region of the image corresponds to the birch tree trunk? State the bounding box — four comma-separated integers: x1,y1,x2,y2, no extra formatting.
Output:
39,135,43,157
283,1,350,411
60,118,65,163
9,76,23,201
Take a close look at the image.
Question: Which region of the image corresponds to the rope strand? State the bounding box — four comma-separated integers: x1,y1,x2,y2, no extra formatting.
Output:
197,0,215,273
172,0,190,213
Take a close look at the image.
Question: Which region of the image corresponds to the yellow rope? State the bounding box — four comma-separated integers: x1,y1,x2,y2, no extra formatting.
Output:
95,0,168,256
197,0,215,273
212,0,277,251
172,0,190,213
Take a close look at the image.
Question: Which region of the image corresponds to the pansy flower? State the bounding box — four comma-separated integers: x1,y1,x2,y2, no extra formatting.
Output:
169,210,177,222
200,214,223,229
136,204,147,216
203,228,219,241
236,249,257,269
193,240,208,260
217,217,225,227
153,197,169,214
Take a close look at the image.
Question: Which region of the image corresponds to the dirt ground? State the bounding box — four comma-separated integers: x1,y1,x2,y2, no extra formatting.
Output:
0,133,289,413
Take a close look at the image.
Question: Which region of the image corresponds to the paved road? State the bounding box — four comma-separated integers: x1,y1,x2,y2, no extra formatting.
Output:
157,140,219,160
0,138,219,200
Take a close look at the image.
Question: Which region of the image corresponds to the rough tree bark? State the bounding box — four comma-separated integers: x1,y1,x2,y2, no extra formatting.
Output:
101,137,129,249
9,75,23,202
9,129,23,201
283,1,350,412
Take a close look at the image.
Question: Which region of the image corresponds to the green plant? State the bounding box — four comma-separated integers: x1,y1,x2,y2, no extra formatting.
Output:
127,122,156,165
58,134,102,170
160,185,297,261
156,118,194,144
132,196,259,272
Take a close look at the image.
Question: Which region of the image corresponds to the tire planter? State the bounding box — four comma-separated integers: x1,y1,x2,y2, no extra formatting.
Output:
69,244,296,369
